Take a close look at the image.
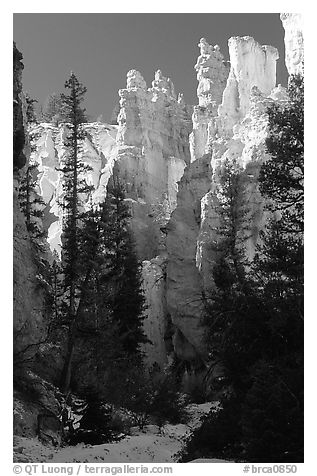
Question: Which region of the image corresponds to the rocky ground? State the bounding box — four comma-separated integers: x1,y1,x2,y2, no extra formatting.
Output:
13,402,228,463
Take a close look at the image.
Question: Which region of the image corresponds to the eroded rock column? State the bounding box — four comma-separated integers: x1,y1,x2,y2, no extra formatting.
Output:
280,13,304,76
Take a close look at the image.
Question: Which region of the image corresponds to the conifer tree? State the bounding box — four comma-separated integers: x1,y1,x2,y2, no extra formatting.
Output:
243,75,304,461
75,205,107,331
256,74,303,306
25,93,38,123
181,76,304,463
204,158,258,380
259,75,303,233
40,92,64,125
58,72,92,393
254,75,304,357
69,179,147,398
76,178,147,358
98,177,147,355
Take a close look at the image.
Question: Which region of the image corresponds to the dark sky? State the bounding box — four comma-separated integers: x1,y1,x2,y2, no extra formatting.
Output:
13,13,288,121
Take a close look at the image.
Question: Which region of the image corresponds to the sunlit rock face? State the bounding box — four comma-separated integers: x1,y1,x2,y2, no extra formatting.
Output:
195,38,230,109
30,69,193,368
280,13,304,76
167,35,281,366
31,69,192,262
190,39,230,162
30,122,119,255
115,69,193,367
218,36,279,132
190,35,279,163
197,36,281,257
181,17,303,371
116,69,192,260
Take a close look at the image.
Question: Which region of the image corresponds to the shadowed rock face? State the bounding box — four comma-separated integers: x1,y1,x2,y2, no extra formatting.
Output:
13,42,26,170
13,43,64,443
166,155,213,358
13,43,48,359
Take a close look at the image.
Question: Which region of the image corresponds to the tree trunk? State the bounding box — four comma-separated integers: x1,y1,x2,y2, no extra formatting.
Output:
60,276,77,394
60,268,93,394
60,323,76,394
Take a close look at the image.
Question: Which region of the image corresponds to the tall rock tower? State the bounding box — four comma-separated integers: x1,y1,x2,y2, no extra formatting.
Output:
280,13,304,76
165,36,280,378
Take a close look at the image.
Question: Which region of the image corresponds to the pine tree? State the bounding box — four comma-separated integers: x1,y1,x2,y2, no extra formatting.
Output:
25,93,38,123
204,158,261,384
243,75,304,461
68,179,147,398
175,77,304,465
182,160,274,461
40,92,65,125
212,158,251,270
58,72,92,393
254,75,304,358
76,177,147,355
259,75,303,234
95,177,147,356
241,358,303,462
75,205,107,331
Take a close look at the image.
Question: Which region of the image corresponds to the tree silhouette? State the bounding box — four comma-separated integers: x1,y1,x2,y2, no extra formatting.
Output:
58,72,92,393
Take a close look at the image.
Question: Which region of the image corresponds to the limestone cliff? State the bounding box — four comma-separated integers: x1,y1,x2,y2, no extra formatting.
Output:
13,42,27,171
163,14,302,373
116,69,192,260
190,39,229,162
30,122,119,255
280,13,304,76
165,35,281,372
30,69,193,367
166,155,213,360
13,43,63,444
25,14,303,377
13,44,48,357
